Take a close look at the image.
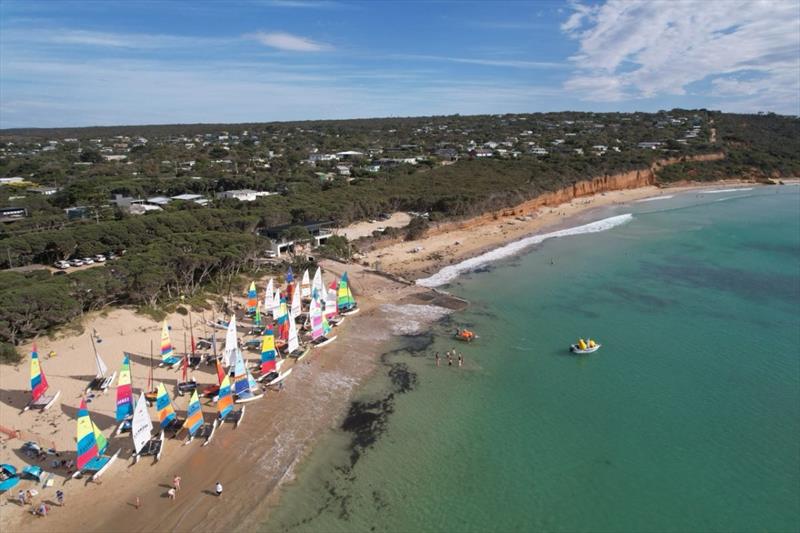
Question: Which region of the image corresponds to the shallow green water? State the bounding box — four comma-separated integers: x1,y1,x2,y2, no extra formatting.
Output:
265,186,800,533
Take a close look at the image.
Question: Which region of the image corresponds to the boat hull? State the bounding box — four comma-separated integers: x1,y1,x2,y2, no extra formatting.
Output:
570,343,602,354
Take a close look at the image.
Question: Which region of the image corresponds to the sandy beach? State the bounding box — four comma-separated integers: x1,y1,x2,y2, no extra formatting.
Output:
0,178,775,532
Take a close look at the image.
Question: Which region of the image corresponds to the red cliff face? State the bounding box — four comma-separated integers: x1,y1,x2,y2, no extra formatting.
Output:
364,152,726,248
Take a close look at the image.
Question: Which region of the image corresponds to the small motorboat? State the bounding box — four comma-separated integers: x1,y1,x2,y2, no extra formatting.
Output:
570,340,601,354
454,329,478,342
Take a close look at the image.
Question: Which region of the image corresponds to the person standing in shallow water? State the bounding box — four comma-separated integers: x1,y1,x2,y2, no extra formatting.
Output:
447,353,453,366
458,353,463,367
435,352,440,367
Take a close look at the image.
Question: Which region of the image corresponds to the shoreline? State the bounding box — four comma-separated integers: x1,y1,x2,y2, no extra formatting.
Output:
1,178,789,532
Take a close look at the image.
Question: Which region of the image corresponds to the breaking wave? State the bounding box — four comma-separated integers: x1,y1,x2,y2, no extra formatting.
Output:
636,195,674,202
416,213,634,287
699,188,754,194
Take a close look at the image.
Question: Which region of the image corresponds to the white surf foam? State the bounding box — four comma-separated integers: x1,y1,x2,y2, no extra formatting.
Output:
416,213,634,287
636,195,674,203
699,187,754,194
380,304,453,335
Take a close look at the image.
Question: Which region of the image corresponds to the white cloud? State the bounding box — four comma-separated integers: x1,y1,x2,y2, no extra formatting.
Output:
562,0,800,114
395,54,564,69
246,31,331,52
1,28,230,49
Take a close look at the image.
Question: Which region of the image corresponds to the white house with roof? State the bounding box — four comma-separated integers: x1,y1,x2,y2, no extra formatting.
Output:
216,189,275,202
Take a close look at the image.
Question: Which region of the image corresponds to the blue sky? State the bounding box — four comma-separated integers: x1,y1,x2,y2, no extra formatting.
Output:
1,0,798,128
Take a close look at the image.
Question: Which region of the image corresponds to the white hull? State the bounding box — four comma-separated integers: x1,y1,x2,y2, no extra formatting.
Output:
267,368,293,387
570,343,601,354
235,392,264,404
201,420,218,447
90,449,121,481
341,307,359,316
312,335,337,348
25,390,61,412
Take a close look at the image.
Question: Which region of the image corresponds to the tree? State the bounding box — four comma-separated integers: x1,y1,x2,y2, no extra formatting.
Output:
80,149,103,163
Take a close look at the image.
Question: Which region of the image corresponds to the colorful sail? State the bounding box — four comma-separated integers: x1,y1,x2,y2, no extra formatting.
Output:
287,312,300,353
290,282,302,320
325,283,339,320
222,314,237,367
183,390,203,437
156,383,176,428
254,302,262,328
260,328,277,374
29,344,49,402
311,295,323,340
247,281,257,314
337,272,356,311
93,422,108,455
215,359,225,385
131,393,152,454
246,365,259,393
286,266,294,284
115,355,133,422
232,349,249,398
76,398,99,470
301,269,311,298
160,321,174,363
276,297,289,341
322,313,333,336
217,375,233,420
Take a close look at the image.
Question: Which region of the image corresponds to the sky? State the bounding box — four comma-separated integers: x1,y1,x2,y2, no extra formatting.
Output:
0,0,798,128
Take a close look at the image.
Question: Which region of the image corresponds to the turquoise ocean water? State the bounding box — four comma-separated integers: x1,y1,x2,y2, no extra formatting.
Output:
264,186,800,533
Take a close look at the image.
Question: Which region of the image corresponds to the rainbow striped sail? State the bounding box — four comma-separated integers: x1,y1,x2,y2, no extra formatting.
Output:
160,321,175,363
260,328,277,374
29,344,49,402
247,281,257,314
76,398,99,470
115,355,133,422
337,272,356,311
217,375,233,420
276,297,289,341
183,390,203,437
156,383,176,429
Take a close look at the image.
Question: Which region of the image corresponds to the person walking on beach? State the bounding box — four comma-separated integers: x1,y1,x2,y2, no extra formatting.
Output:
56,490,64,507
167,488,176,500
215,482,223,497
173,475,181,491
434,352,440,367
17,490,25,506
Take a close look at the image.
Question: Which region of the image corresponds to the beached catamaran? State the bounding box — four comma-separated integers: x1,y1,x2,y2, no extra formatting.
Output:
286,309,310,359
114,355,134,435
182,390,216,446
222,314,237,368
257,327,292,385
73,398,120,479
24,344,61,411
159,320,181,368
337,272,359,315
156,382,182,433
217,375,245,428
86,331,116,392
232,348,263,403
310,292,337,348
131,392,164,464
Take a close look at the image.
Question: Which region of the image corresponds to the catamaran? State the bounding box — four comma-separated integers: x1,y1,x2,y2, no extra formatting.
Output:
337,272,359,315
257,327,291,385
73,398,120,480
114,355,134,435
310,292,337,348
232,348,263,403
217,375,245,428
159,321,181,368
24,344,61,411
181,390,216,446
155,382,183,434
131,392,164,464
85,331,116,392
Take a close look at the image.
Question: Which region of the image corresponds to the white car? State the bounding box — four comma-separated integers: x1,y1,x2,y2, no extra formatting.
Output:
82,257,94,264
54,261,70,269
94,254,106,262
70,259,84,267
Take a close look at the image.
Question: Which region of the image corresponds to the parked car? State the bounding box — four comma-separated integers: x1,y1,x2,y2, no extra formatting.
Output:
82,257,94,264
94,254,106,262
54,260,70,269
70,259,84,267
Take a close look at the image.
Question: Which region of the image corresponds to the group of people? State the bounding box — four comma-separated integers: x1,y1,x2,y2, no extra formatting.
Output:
165,474,223,502
434,349,464,368
18,488,63,517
